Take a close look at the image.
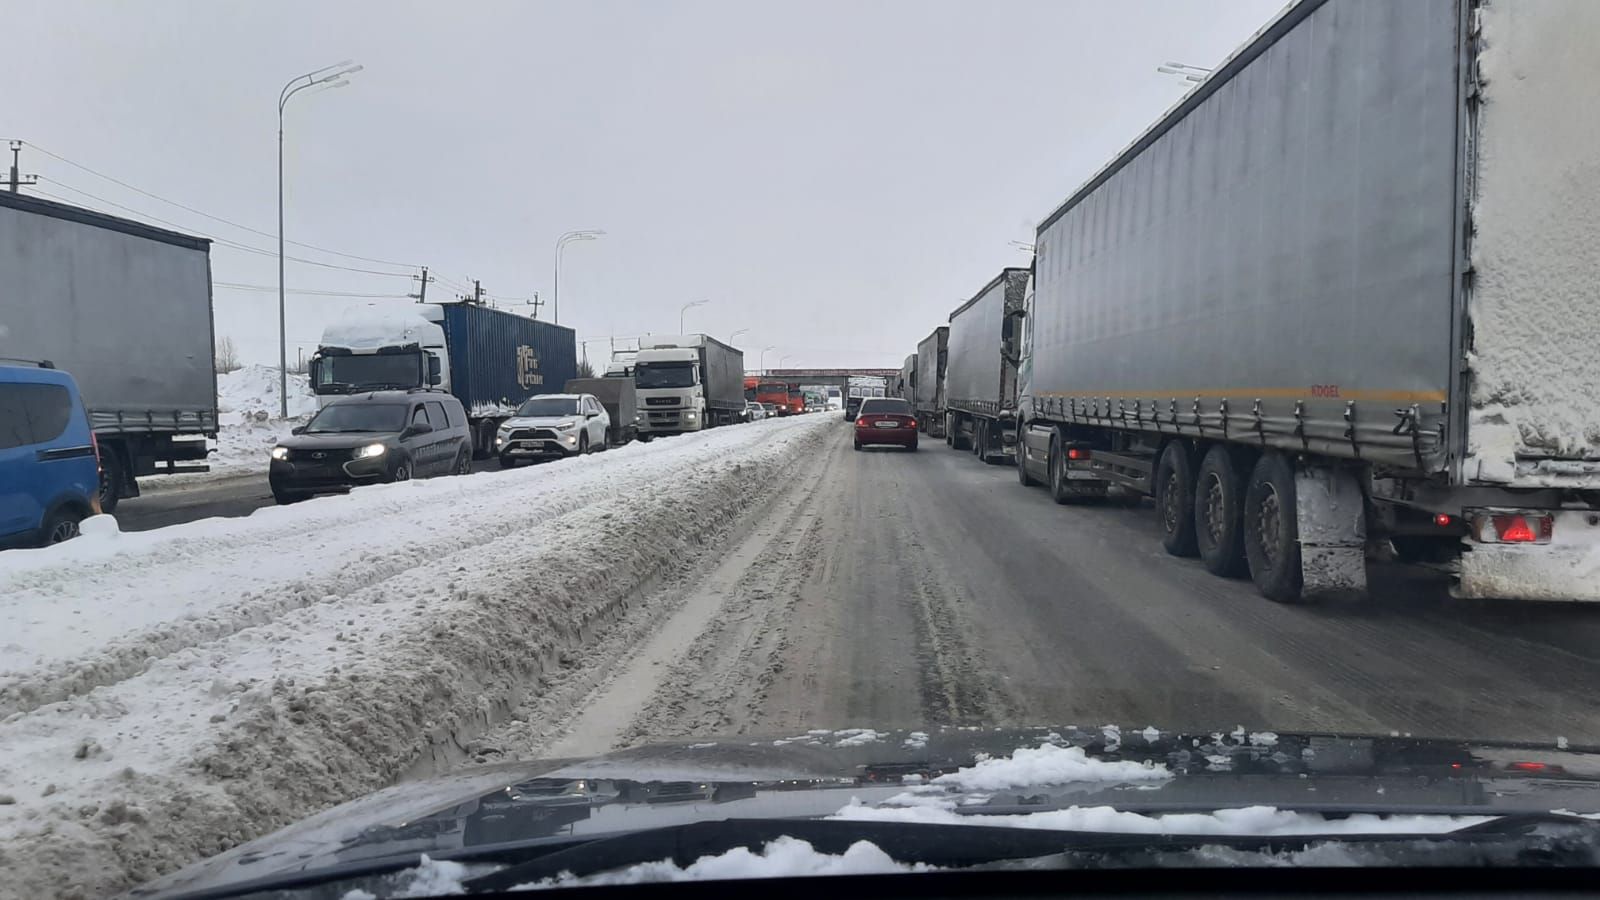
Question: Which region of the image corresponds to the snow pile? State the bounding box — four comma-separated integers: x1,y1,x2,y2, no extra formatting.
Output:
150,364,317,487
832,800,1492,837
0,414,835,899
516,836,934,889
1466,0,1600,481
929,742,1170,791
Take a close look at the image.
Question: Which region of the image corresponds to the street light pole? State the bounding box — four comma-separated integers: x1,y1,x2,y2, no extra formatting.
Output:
679,299,708,334
759,345,775,375
779,354,794,372
278,60,361,418
553,229,604,326
729,328,749,345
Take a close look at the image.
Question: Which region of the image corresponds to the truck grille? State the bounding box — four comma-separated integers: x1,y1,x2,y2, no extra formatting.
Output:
645,397,680,407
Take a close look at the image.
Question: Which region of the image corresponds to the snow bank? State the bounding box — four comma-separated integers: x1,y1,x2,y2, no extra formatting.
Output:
515,836,933,889
929,742,1170,791
150,364,317,488
1466,0,1600,481
0,414,834,900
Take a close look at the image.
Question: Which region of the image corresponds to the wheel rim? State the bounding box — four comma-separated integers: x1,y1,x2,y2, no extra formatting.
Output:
458,455,470,474
48,519,79,544
1160,470,1182,534
394,463,411,482
1257,484,1282,568
1202,473,1226,544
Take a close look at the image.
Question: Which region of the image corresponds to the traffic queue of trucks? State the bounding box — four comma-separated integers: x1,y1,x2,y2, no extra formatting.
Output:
896,0,1600,605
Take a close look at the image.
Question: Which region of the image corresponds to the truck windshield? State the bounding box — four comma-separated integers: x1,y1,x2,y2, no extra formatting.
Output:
304,403,409,434
516,397,579,417
316,353,422,391
635,362,696,389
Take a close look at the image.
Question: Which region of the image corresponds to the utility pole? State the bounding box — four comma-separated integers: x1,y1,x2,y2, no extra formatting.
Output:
8,142,37,193
473,279,483,305
529,295,545,319
410,266,434,303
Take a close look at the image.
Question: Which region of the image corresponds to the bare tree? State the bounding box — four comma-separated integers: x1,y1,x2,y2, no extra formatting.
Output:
575,359,597,379
214,336,242,374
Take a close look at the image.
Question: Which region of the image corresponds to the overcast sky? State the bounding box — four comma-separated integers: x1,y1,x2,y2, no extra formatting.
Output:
9,0,1282,370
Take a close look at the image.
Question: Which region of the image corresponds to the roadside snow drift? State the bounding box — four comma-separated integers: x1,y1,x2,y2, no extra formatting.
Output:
155,364,318,487
0,414,834,900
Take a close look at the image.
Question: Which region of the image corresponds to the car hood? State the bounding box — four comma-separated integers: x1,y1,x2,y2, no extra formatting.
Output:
502,416,581,430
278,431,397,449
136,725,1600,897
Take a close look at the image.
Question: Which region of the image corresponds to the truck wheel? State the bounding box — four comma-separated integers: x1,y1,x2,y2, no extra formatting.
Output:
39,506,84,545
1017,436,1039,486
1195,445,1248,577
1154,443,1199,557
1244,452,1303,603
973,421,986,459
471,424,493,460
97,445,125,514
951,415,971,451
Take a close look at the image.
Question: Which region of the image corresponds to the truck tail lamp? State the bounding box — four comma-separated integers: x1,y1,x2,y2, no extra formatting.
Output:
1066,446,1090,461
1470,511,1554,544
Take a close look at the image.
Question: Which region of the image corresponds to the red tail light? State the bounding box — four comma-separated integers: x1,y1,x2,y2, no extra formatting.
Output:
1471,510,1554,544
1497,516,1537,543
1066,447,1089,461
1508,761,1549,772
1433,513,1452,527
906,418,917,429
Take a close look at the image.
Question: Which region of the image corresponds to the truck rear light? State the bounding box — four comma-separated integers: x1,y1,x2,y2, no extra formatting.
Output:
1066,447,1089,461
1471,511,1554,544
1433,513,1452,527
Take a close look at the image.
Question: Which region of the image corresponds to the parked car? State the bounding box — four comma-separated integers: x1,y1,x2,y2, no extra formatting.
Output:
761,402,780,418
0,362,101,547
853,397,918,452
269,390,470,504
743,401,767,422
495,393,611,467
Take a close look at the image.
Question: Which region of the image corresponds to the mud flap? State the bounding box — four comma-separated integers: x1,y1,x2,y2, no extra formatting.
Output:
1295,466,1368,598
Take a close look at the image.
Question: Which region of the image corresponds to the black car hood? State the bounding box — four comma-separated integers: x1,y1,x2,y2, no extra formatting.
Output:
279,431,397,449
135,725,1600,897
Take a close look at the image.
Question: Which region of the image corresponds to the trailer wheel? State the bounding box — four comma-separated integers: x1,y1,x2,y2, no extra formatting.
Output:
1194,445,1248,577
1244,452,1303,603
97,444,126,514
972,420,986,459
951,414,971,451
1154,442,1199,557
1017,435,1039,486
471,423,493,460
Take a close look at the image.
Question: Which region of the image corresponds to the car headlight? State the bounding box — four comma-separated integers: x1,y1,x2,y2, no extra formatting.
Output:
270,446,289,461
354,443,387,459
555,421,576,430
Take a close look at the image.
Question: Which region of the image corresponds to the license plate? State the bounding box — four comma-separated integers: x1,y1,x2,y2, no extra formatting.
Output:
873,421,898,428
517,441,550,451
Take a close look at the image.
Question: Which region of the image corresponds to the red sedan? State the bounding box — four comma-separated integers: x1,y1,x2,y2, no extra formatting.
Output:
853,398,918,451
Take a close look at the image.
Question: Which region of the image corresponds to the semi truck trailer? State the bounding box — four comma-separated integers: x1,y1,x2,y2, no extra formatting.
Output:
633,334,744,436
914,327,948,439
1012,0,1600,603
945,268,1029,462
311,302,576,457
0,191,216,512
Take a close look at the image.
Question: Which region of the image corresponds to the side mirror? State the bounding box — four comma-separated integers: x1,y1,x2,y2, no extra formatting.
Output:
406,422,434,437
427,355,442,385
308,358,322,385
291,425,306,435
586,411,599,419
1001,318,1015,341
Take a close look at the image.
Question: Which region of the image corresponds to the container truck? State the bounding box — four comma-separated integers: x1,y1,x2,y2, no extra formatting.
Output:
1012,0,1600,604
564,377,637,447
633,334,744,436
0,191,216,512
914,327,948,438
944,268,1029,463
310,302,576,457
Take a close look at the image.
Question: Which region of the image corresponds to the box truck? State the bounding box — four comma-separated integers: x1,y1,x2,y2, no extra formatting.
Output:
1010,0,1600,603
944,268,1029,462
311,302,576,457
0,191,216,512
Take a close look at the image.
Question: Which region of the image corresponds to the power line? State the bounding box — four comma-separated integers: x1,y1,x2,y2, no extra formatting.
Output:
33,179,415,278
214,281,413,299
24,140,420,271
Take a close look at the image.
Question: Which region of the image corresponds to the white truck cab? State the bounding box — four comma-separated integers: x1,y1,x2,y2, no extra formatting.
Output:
633,346,705,436
311,305,449,409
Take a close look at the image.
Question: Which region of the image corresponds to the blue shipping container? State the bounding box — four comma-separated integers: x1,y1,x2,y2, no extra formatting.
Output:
439,304,576,418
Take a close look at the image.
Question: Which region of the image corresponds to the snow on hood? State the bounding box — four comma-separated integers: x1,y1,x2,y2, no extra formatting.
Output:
512,836,933,890
928,741,1171,791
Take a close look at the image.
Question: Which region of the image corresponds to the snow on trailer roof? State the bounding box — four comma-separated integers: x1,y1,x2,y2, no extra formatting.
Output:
321,303,444,348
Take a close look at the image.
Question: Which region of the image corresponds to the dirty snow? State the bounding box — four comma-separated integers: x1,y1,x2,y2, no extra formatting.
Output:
928,742,1169,792
0,414,834,900
516,836,934,889
1465,0,1600,480
832,799,1493,836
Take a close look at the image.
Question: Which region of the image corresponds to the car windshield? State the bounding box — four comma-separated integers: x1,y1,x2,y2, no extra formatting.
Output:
17,1,1600,896
303,403,409,434
316,352,422,390
516,397,578,417
634,362,696,388
858,398,911,416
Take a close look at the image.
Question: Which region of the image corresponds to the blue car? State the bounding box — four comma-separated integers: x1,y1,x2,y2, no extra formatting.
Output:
0,362,101,547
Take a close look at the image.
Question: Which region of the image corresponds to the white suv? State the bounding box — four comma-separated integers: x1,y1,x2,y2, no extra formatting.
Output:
495,393,611,467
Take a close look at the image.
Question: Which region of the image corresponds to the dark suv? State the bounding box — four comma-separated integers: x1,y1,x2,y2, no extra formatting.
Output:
268,390,471,504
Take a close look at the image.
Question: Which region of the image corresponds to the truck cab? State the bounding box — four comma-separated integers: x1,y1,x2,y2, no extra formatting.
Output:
309,306,449,406
633,347,706,435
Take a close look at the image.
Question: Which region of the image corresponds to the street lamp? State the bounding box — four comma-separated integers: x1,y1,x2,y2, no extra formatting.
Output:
278,60,362,418
758,345,776,374
778,354,794,372
553,229,604,326
680,299,708,334
729,328,750,344
1157,61,1211,84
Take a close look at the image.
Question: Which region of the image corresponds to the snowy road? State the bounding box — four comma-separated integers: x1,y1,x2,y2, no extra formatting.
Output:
486,422,1600,761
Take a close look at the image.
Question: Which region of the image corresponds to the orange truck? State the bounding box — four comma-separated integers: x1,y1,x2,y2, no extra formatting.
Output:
753,380,793,415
